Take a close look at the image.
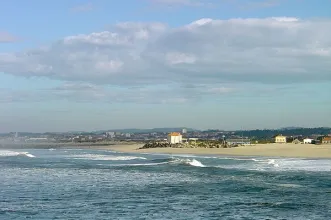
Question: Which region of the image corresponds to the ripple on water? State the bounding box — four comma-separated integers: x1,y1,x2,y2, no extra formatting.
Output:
0,149,330,219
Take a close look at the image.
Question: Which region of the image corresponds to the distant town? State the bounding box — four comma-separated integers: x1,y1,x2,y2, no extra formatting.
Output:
1,127,331,146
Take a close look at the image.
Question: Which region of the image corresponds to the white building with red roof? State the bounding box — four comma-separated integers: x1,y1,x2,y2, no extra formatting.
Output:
167,132,182,144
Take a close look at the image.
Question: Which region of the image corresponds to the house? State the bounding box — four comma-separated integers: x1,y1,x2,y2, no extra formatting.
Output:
226,138,251,145
322,136,331,144
167,132,182,144
275,135,287,143
303,138,314,144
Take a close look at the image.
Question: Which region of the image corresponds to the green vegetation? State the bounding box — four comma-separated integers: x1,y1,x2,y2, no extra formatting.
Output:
235,127,330,140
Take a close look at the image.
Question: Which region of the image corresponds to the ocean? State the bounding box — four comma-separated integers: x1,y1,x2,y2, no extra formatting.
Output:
1,148,331,220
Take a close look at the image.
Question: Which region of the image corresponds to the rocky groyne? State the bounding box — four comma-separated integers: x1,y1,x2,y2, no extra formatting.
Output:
139,141,234,149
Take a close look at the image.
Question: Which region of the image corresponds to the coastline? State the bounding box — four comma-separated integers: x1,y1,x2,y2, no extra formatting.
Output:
103,143,331,159
2,142,331,159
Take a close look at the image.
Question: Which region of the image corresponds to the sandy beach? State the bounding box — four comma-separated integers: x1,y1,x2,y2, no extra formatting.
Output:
102,143,331,159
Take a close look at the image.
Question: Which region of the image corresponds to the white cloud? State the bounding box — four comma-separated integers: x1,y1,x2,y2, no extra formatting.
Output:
0,82,236,104
1,17,331,85
166,52,197,65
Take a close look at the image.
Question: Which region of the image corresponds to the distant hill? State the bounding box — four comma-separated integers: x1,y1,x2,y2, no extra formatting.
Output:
235,127,331,140
1,127,329,136
0,128,197,135
98,127,198,134
280,127,304,130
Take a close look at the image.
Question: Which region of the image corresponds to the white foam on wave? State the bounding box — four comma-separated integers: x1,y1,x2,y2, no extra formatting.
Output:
267,158,331,172
247,158,331,172
0,150,35,158
171,154,218,159
112,158,205,167
97,157,206,168
267,159,279,167
106,161,170,167
69,154,147,161
24,153,36,158
277,183,304,188
214,157,331,172
221,157,257,161
188,159,206,167
170,158,206,167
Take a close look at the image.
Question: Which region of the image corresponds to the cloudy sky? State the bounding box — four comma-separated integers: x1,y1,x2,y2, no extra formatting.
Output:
1,0,331,132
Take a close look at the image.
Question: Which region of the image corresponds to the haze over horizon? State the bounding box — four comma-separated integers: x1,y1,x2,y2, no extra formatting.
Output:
1,0,331,133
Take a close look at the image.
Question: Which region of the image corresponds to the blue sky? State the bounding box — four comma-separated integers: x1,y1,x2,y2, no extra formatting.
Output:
1,0,331,132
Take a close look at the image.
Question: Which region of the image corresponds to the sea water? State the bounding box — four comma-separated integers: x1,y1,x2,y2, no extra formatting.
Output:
0,148,331,220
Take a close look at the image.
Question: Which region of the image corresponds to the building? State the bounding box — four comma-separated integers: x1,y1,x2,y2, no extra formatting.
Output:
303,138,314,144
292,139,302,144
182,128,187,134
106,132,115,138
322,136,331,144
226,138,251,145
275,135,287,143
167,132,182,144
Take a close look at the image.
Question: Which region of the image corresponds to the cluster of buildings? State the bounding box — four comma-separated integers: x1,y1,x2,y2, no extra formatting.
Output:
166,132,331,146
166,131,251,146
1,128,331,146
274,134,331,145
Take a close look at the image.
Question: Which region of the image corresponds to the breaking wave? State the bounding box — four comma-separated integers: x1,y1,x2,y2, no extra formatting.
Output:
267,159,280,167
217,157,331,172
169,158,206,167
0,150,35,158
69,154,147,161
68,154,205,168
139,158,206,167
104,158,207,168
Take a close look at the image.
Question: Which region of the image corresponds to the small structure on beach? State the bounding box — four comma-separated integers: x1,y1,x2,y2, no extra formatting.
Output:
167,132,182,144
322,136,331,144
303,138,314,144
275,135,287,144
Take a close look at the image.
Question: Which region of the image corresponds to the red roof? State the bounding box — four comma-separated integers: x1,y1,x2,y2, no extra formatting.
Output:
168,132,181,136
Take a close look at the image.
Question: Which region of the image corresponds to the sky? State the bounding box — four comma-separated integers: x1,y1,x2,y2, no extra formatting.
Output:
1,0,331,132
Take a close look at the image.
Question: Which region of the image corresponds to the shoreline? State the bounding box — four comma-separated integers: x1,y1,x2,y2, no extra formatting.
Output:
2,142,331,159
103,143,331,159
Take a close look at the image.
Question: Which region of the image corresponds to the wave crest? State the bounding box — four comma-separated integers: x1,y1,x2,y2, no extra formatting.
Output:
107,158,206,168
169,158,206,167
69,154,147,161
0,150,35,158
